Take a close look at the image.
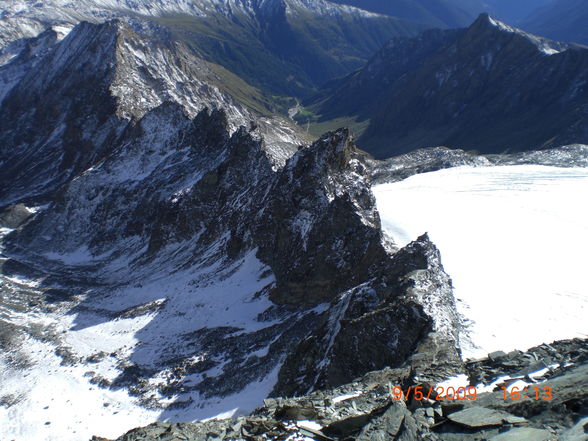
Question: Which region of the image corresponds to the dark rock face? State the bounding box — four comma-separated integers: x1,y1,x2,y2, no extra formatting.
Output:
0,21,126,206
273,234,462,396
309,28,462,122
255,129,388,305
0,27,61,104
308,14,588,158
100,338,588,441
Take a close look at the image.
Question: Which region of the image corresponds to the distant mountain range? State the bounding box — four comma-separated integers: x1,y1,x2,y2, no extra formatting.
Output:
522,0,588,45
304,14,588,158
0,0,426,99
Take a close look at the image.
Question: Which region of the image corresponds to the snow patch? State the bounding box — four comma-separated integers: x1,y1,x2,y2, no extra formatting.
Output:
332,391,362,403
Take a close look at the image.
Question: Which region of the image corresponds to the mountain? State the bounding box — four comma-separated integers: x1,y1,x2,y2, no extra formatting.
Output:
0,18,461,441
522,0,588,45
0,19,305,206
0,0,427,98
2,3,587,441
304,14,588,158
327,0,487,28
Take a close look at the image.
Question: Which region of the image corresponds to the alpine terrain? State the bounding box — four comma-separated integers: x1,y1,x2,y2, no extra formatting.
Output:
0,2,587,441
304,14,588,158
0,0,426,97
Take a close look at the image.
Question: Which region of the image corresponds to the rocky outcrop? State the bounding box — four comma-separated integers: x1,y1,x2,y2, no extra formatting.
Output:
255,129,389,305
368,147,492,184
272,234,462,396
96,338,588,441
368,144,588,184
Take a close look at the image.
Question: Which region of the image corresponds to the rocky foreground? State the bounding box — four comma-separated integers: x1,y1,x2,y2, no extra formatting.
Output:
92,339,587,441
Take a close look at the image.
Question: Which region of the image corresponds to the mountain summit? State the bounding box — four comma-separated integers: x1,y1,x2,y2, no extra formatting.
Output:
306,14,588,157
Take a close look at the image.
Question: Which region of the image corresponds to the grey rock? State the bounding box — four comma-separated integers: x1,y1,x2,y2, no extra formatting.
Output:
488,427,554,441
488,351,507,362
560,417,588,441
355,403,407,440
447,407,527,428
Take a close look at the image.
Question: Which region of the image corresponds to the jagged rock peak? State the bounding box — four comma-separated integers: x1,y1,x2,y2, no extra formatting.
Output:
127,102,230,155
287,128,364,178
271,233,461,396
191,106,231,149
467,13,573,55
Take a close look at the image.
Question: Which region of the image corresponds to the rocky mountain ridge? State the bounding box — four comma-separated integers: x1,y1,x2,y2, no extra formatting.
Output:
0,18,307,206
306,13,588,158
0,18,461,434
369,144,588,184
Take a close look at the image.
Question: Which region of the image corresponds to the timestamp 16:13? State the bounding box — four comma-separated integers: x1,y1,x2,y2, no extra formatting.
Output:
501,386,553,401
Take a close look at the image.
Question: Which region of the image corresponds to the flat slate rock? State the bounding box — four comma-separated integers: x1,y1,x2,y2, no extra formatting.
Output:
560,417,588,441
489,427,554,441
447,407,526,429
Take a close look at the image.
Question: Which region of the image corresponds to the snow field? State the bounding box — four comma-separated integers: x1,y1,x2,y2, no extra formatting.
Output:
374,165,588,359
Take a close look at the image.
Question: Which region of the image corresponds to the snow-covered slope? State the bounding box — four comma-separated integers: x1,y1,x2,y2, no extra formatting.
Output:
0,109,459,441
374,165,588,359
0,19,306,206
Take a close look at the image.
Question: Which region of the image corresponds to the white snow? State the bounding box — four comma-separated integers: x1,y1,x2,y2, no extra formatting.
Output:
0,246,284,441
487,16,563,56
332,391,362,403
0,336,160,441
44,245,96,264
374,165,588,359
297,420,323,431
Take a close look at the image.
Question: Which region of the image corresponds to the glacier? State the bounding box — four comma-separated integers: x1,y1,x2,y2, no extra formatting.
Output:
374,164,588,359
